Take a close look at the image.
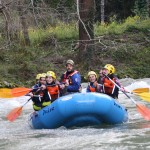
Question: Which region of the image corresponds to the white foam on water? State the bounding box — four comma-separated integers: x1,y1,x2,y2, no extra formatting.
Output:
125,81,150,92
0,96,32,117
81,88,87,93
0,98,20,115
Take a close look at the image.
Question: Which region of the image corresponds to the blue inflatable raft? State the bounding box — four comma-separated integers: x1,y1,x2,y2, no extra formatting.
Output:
29,93,128,129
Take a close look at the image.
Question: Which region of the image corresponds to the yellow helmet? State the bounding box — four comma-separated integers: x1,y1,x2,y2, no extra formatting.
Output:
40,73,46,78
36,74,42,80
46,71,56,80
104,64,115,74
47,71,55,75
88,71,97,78
66,59,74,66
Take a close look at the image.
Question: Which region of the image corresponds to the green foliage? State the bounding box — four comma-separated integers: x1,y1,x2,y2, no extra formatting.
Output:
50,23,78,40
95,16,150,35
28,23,78,46
110,46,150,78
26,17,150,47
0,17,150,87
95,16,150,36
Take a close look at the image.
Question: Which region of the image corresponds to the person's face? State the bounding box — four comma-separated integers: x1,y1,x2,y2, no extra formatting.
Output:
66,64,73,72
103,68,109,75
46,76,54,84
40,77,46,84
89,75,96,83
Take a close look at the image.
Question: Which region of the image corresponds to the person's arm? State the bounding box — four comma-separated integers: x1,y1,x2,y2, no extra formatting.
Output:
114,76,127,92
114,76,121,87
26,84,39,96
91,81,103,93
31,84,39,92
67,73,81,92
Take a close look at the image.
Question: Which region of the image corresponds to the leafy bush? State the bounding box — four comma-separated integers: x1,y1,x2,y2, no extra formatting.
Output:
95,16,150,35
0,17,149,86
28,22,78,46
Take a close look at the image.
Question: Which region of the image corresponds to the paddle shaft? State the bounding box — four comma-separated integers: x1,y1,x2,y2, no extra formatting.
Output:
14,97,32,114
22,97,32,107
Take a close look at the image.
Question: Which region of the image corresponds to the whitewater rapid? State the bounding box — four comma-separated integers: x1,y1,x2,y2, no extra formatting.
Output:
0,78,150,150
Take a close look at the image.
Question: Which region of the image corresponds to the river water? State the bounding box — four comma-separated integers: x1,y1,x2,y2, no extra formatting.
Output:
0,78,150,150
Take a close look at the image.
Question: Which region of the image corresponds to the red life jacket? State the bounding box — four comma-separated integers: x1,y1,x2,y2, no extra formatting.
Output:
47,85,59,100
62,70,78,85
103,77,116,94
89,86,96,92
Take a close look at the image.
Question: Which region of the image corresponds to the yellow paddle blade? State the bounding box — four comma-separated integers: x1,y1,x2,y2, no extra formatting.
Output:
137,92,150,102
6,107,23,122
132,88,149,94
0,88,13,98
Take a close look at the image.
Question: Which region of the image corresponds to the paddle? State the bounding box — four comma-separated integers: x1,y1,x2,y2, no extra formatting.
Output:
132,88,149,94
0,83,64,98
6,87,43,122
133,92,150,102
6,98,32,122
128,88,150,102
0,87,32,98
103,74,150,121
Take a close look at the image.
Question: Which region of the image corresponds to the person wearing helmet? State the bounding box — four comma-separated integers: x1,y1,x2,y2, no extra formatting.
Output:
35,73,42,83
103,64,116,75
43,71,60,105
59,59,81,95
29,73,47,111
100,64,125,99
86,71,102,92
31,73,46,92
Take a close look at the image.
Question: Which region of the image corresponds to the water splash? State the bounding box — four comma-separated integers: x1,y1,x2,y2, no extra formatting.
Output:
125,81,150,92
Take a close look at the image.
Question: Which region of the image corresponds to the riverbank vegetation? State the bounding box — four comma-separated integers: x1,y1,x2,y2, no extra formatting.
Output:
0,1,149,87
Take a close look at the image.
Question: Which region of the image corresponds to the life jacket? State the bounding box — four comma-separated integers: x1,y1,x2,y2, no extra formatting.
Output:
103,77,116,95
33,103,42,111
32,86,45,111
32,83,45,102
47,85,59,101
62,70,78,85
33,90,44,97
89,86,96,92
